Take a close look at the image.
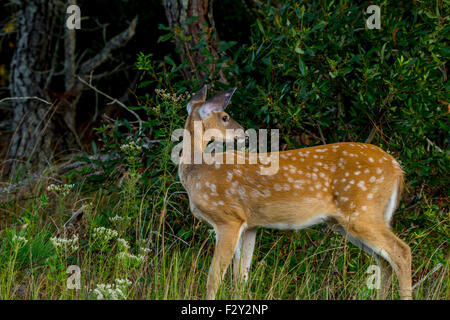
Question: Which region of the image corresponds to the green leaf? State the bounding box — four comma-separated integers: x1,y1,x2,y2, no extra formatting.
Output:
298,57,306,75
295,47,304,55
158,33,172,43
164,56,176,67
92,141,97,155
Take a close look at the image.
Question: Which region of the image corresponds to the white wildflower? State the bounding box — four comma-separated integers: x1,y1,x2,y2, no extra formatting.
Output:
139,247,151,255
50,235,79,252
120,141,142,155
12,235,28,247
91,283,126,300
115,278,132,290
155,88,191,104
117,251,145,265
117,238,130,252
109,215,122,222
109,215,130,224
47,183,74,197
93,227,118,242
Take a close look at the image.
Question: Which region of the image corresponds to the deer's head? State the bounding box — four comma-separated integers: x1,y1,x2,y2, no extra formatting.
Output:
186,86,245,144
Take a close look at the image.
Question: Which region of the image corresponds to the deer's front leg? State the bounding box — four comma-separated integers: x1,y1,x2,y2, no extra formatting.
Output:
233,228,257,283
206,222,243,300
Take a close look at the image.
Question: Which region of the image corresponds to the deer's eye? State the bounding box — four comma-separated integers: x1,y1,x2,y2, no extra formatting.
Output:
222,115,229,122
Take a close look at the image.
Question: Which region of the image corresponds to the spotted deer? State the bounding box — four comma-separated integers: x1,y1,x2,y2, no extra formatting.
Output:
178,86,412,300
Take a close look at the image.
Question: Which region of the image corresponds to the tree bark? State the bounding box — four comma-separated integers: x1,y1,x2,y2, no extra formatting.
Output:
163,0,228,83
7,0,58,174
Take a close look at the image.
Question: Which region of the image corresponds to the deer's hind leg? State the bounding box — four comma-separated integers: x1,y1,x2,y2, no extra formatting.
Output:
378,256,393,299
327,218,393,299
376,230,412,300
233,227,257,283
336,215,412,300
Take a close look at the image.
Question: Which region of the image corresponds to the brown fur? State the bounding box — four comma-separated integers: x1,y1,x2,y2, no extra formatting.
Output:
178,89,412,300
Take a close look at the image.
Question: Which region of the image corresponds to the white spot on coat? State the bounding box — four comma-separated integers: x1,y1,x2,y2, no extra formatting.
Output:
357,181,367,191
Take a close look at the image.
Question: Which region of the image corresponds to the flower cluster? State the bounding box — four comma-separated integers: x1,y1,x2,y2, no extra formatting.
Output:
120,141,142,156
115,236,147,266
93,227,118,242
90,278,132,300
136,239,152,256
47,183,74,197
12,235,28,247
117,238,130,251
115,278,132,289
155,88,191,105
139,247,151,255
117,251,145,265
110,215,122,223
50,235,79,253
120,141,143,170
109,215,130,225
91,284,122,300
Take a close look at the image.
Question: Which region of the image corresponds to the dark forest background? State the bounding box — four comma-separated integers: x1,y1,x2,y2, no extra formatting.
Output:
0,0,253,173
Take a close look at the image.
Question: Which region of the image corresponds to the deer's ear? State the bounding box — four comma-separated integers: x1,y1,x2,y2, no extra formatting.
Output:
198,87,237,119
187,86,208,115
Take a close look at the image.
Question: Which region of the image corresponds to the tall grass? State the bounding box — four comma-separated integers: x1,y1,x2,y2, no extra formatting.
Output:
0,178,447,300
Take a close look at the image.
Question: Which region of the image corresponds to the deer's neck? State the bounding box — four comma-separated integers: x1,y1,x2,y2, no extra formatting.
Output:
179,116,207,184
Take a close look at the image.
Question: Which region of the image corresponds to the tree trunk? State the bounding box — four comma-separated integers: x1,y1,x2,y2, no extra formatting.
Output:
6,0,58,174
4,0,137,176
163,0,228,83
